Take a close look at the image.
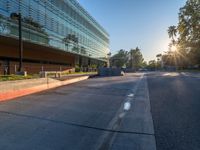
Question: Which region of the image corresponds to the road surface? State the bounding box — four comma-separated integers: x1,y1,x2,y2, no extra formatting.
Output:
148,72,200,150
0,73,155,150
0,72,199,150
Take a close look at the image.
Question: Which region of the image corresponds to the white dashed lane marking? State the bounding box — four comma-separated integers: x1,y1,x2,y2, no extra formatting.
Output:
127,93,134,97
123,101,131,111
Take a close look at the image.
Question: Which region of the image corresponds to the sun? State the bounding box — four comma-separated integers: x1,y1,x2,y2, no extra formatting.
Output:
171,45,177,52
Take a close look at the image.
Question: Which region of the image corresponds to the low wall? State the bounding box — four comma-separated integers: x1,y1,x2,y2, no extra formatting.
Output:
0,76,89,101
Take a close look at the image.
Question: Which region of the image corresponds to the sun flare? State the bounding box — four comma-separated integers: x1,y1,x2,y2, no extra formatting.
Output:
171,45,177,52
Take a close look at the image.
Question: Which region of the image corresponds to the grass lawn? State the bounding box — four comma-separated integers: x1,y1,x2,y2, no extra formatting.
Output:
0,74,39,82
0,72,97,81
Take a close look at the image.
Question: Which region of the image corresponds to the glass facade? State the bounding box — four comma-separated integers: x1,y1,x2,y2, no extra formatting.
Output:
0,0,109,62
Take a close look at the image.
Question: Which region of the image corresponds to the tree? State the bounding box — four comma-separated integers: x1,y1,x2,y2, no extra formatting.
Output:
141,61,148,68
177,0,200,66
129,47,144,70
110,49,129,68
162,51,176,67
156,53,162,69
147,60,157,70
178,0,200,46
168,25,177,44
167,0,200,68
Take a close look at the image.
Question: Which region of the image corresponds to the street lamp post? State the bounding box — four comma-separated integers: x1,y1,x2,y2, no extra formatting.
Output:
10,13,23,73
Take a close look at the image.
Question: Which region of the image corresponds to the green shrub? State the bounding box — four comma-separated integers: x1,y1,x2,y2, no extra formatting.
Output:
75,65,81,72
0,74,37,81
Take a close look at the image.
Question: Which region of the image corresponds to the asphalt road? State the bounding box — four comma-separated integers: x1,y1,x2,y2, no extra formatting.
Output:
0,73,156,150
147,72,200,150
1,72,199,150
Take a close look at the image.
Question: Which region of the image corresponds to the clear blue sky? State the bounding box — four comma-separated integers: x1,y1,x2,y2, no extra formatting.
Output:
78,0,186,62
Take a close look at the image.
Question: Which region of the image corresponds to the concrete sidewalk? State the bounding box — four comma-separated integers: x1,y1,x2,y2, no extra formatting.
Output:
0,74,96,101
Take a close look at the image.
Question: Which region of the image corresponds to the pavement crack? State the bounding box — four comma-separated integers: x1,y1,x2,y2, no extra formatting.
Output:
0,110,154,136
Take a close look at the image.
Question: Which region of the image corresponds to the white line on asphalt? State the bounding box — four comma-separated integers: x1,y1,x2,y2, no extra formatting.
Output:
123,101,131,111
96,73,146,150
127,93,134,97
118,112,125,118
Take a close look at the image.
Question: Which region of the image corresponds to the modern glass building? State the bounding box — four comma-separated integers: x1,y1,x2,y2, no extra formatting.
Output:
0,0,109,74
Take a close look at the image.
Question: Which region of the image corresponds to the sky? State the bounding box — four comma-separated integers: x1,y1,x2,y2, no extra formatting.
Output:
78,0,186,62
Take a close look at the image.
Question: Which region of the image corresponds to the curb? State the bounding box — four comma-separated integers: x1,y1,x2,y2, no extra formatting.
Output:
0,76,89,102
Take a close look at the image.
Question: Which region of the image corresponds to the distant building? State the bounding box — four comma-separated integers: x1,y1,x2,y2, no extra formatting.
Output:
0,0,109,74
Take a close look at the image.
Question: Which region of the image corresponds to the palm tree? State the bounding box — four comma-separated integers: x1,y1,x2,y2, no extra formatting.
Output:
156,53,162,69
168,26,177,44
